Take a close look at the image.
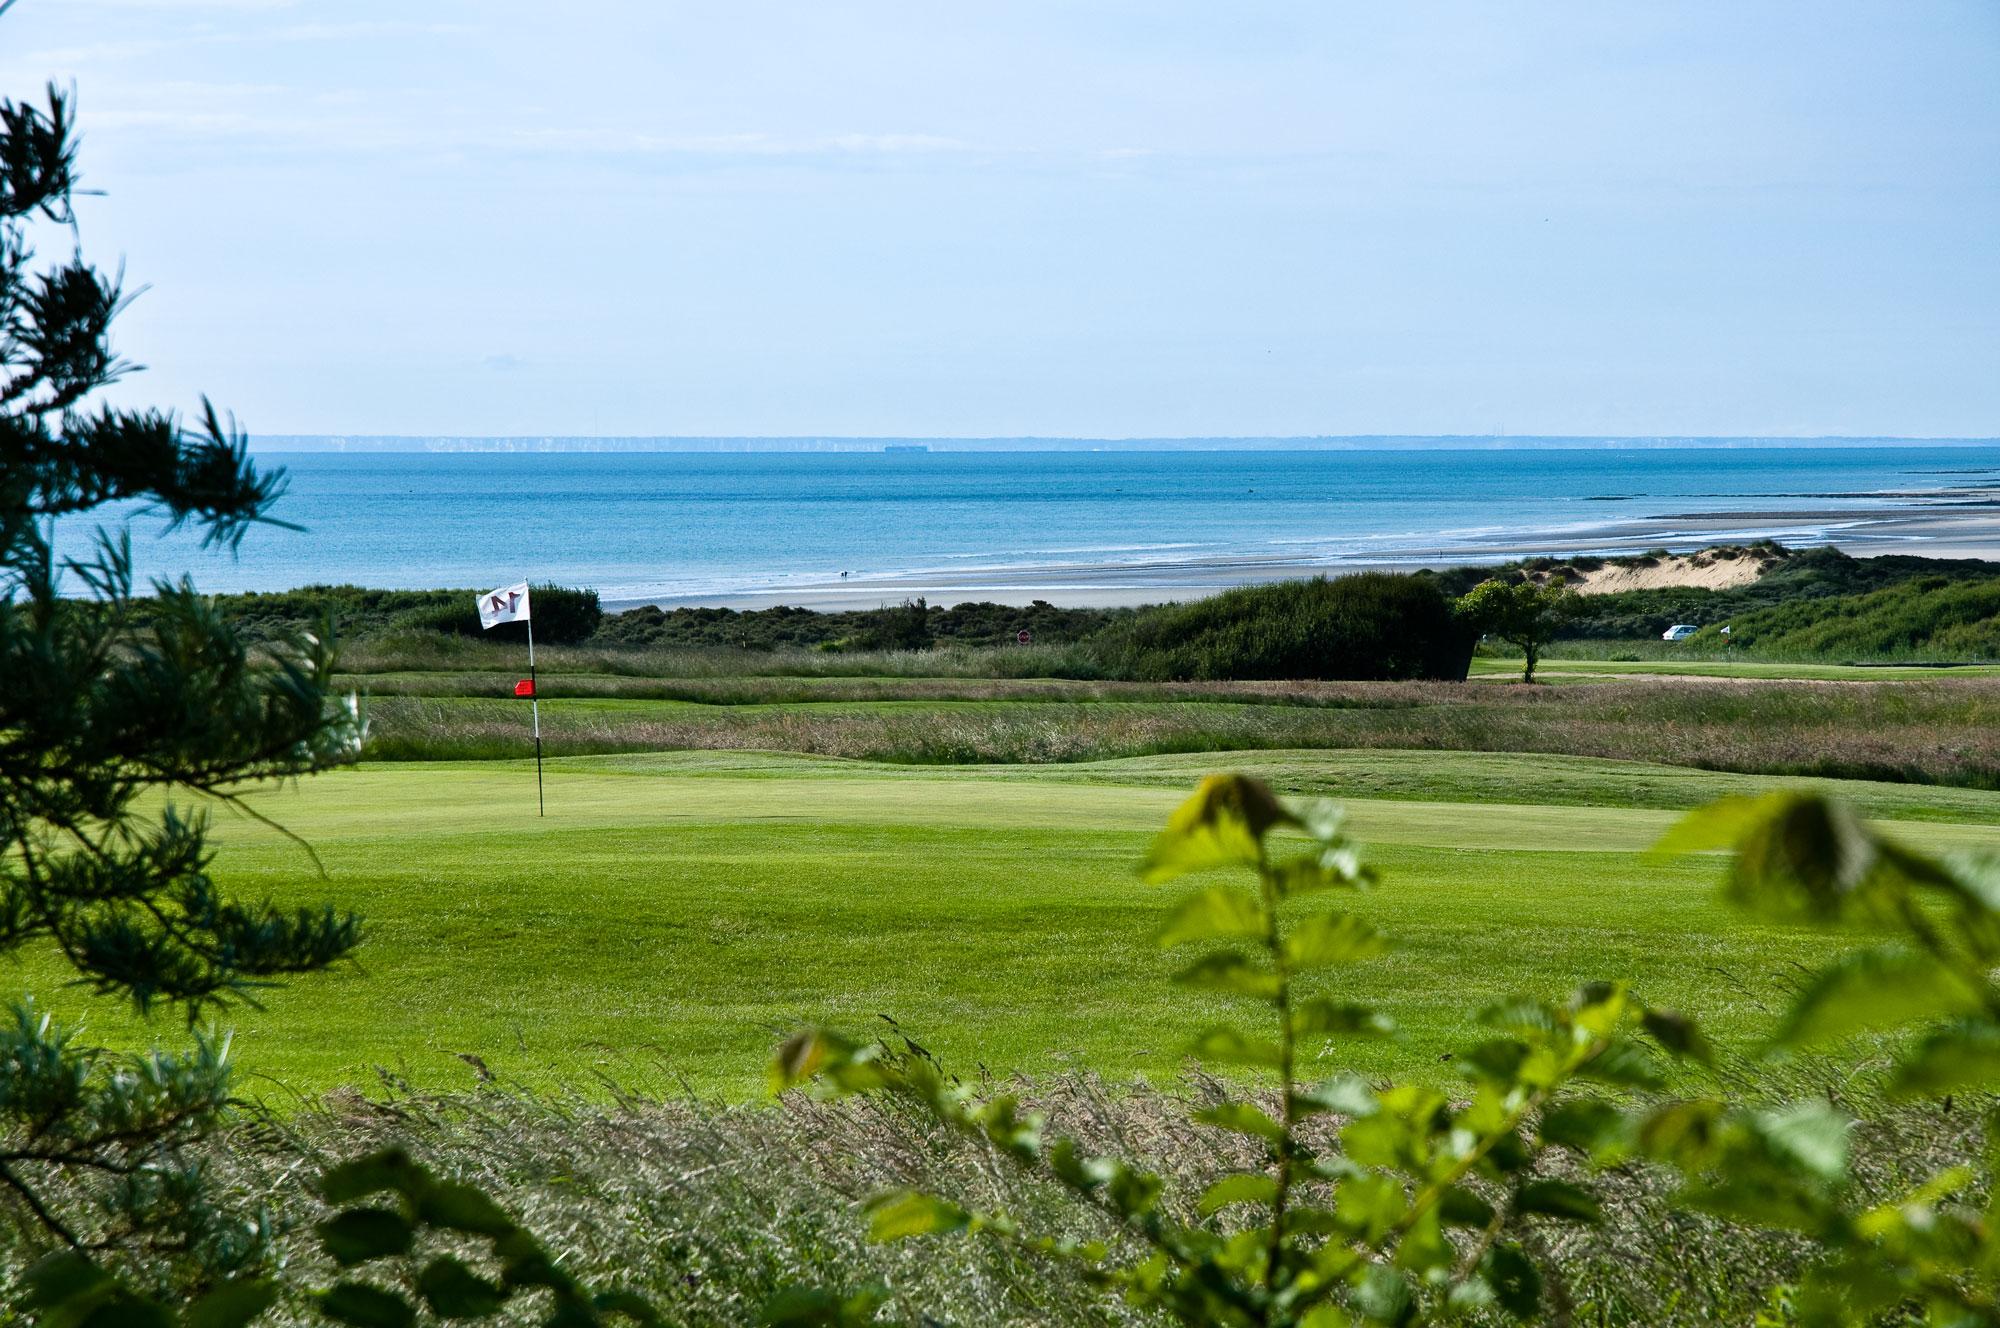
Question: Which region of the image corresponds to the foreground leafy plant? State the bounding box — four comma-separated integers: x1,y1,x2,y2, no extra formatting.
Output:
1641,793,2000,1325
776,774,1704,1325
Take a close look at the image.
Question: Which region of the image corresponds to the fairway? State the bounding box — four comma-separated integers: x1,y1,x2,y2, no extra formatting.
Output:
16,750,1997,1101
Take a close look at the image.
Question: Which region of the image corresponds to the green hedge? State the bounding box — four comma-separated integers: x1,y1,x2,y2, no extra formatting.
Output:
1098,574,1475,682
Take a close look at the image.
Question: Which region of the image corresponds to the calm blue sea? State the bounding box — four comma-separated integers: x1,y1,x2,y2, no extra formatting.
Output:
56,447,2000,602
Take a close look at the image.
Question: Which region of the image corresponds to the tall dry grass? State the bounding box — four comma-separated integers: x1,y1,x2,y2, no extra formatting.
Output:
98,1062,1973,1326
362,680,2000,789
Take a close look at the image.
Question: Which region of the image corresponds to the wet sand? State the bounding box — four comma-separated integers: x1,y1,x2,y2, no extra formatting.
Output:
604,498,2000,612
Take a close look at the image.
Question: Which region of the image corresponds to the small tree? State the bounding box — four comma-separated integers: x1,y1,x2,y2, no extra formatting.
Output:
1455,577,1582,682
0,56,362,1297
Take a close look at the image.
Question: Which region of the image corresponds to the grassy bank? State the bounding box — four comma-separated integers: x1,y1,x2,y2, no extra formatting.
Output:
22,750,2000,1101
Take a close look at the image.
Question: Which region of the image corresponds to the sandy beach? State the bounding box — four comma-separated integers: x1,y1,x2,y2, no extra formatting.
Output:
605,493,2000,612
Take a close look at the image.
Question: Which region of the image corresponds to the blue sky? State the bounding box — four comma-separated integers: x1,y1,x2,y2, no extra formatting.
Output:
3,1,1996,438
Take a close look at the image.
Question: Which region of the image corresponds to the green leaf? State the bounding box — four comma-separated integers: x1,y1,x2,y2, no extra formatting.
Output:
1891,1021,2000,1098
1641,1007,1715,1065
418,1255,508,1319
1156,886,1266,948
71,1295,172,1328
1515,1179,1602,1224
1270,845,1372,896
1578,1038,1665,1090
1291,998,1392,1038
1281,912,1385,970
1539,1098,1628,1157
320,1282,418,1328
20,1251,111,1308
183,1281,280,1328
1438,1186,1496,1228
1140,774,1297,884
317,1207,415,1267
1173,950,1280,998
1758,1101,1851,1184
1188,1026,1285,1068
1193,1100,1285,1142
1351,1265,1413,1326
595,1289,670,1327
1480,1242,1542,1320
1659,793,1940,921
1770,946,1981,1049
1199,1171,1279,1215
1634,1099,1726,1168
417,1181,516,1237
1296,1073,1378,1118
761,1286,889,1327
321,1149,425,1204
864,1190,969,1241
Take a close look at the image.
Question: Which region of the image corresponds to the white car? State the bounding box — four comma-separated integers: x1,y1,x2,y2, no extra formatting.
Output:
1661,624,1700,642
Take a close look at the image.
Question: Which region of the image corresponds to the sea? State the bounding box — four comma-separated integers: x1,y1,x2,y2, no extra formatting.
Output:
55,445,2000,603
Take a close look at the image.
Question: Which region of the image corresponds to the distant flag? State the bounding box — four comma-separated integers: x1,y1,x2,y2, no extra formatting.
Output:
476,580,544,815
1720,625,1732,636
478,581,531,630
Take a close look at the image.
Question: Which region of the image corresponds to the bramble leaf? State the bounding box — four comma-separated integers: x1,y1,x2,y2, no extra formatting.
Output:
321,1149,425,1204
1282,912,1385,970
1194,1100,1285,1142
1199,1171,1279,1215
1515,1179,1602,1224
1140,774,1296,884
1480,1242,1542,1320
1890,1020,2000,1098
1769,946,1982,1049
417,1256,507,1318
1291,998,1392,1038
317,1207,415,1266
1189,1026,1285,1068
1157,886,1266,948
320,1282,417,1328
1758,1101,1851,1184
1173,950,1280,998
865,1190,970,1241
183,1281,280,1328
1641,1007,1715,1065
417,1181,514,1237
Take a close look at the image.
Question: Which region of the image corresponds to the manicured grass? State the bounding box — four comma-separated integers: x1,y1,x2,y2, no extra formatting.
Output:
17,749,1999,1103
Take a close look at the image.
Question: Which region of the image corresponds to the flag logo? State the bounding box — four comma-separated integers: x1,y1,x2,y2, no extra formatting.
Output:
477,581,532,630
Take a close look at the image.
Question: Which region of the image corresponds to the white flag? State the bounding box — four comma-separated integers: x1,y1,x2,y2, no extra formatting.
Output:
476,581,531,630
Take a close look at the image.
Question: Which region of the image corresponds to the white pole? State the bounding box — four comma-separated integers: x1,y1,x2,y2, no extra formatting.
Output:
528,612,544,815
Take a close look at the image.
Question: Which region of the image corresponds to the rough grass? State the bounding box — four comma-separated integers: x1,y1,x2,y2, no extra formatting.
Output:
30,751,2000,1101
357,679,2000,790
84,1062,1972,1326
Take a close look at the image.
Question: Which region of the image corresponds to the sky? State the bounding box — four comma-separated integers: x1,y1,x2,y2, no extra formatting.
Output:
2,1,1996,440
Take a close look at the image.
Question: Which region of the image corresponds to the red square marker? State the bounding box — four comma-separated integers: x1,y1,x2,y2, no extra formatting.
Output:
514,679,535,697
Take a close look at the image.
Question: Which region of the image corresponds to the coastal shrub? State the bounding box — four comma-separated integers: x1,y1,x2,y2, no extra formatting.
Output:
1698,575,2000,660
593,599,1127,650
1099,574,1475,682
404,582,604,644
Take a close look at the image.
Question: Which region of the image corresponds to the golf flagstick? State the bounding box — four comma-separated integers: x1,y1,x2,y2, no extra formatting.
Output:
476,579,543,816
528,612,543,816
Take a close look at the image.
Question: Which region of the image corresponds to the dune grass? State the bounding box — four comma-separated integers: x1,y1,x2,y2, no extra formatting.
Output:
1475,655,2000,681
18,749,1998,1104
